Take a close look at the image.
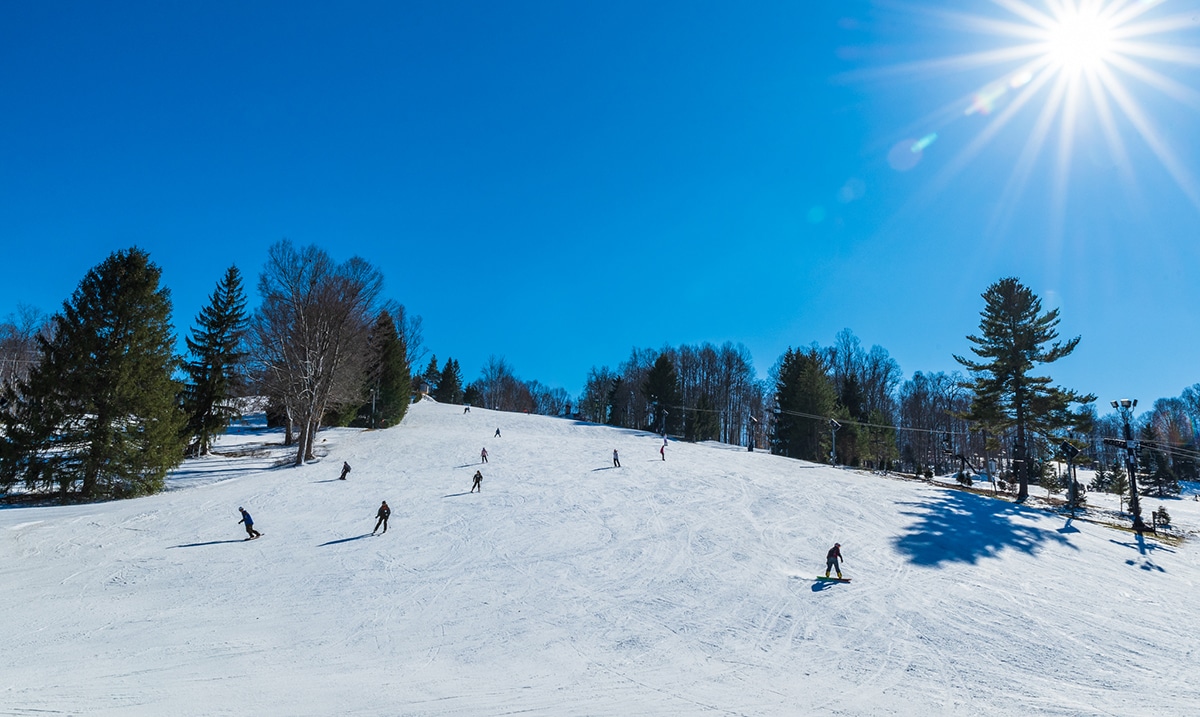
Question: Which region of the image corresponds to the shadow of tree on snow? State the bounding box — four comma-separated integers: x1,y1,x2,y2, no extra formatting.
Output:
893,490,1075,566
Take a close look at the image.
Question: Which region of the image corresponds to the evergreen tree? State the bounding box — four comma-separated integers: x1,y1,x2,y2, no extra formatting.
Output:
954,277,1094,502
0,248,185,500
1109,465,1130,510
770,347,837,461
462,382,482,408
1141,425,1181,497
421,355,440,395
642,354,682,434
433,357,463,404
181,266,248,456
357,309,411,428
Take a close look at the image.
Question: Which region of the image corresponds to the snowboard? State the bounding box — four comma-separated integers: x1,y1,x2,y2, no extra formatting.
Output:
816,576,850,583
244,533,264,541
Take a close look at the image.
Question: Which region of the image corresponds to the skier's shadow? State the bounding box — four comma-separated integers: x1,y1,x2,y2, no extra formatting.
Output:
443,492,474,498
169,539,246,549
318,533,374,546
453,463,480,469
811,580,837,592
312,479,344,484
592,467,616,472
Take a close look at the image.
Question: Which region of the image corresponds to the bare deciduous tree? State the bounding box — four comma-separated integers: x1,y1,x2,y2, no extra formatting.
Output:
251,241,383,465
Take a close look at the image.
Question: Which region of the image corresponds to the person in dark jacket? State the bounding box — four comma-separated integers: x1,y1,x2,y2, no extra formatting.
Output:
494,427,501,438
825,543,843,578
339,461,351,480
238,507,261,539
471,470,483,493
373,501,391,535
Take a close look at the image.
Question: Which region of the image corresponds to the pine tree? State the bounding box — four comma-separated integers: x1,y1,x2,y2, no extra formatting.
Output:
0,248,185,500
954,278,1094,502
421,355,440,395
181,266,248,456
357,310,411,428
433,357,463,404
770,347,837,461
642,354,682,435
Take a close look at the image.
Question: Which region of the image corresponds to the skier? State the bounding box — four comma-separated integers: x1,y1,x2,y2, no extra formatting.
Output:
613,449,620,468
495,427,501,438
660,440,666,461
338,461,351,480
373,501,391,535
481,447,488,464
471,470,483,493
464,404,471,414
237,507,261,540
825,543,844,579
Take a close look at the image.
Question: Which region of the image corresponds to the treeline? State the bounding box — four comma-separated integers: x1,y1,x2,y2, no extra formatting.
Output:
1,244,1195,508
0,242,418,501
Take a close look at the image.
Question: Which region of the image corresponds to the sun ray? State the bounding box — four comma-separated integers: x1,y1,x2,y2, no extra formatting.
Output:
986,71,1071,236
1114,41,1200,66
1084,66,1143,206
1106,53,1200,110
1098,63,1200,209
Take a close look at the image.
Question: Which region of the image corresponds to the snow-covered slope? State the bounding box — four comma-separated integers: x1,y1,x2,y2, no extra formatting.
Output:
3,400,1198,716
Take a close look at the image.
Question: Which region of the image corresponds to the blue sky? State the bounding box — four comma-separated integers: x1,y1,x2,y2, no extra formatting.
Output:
2,1,1198,408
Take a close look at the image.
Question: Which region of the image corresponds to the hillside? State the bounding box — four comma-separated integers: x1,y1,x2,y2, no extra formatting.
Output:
2,399,1198,716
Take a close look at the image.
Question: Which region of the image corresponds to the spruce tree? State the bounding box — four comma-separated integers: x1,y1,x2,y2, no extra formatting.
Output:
421,355,440,395
182,266,248,456
642,354,682,434
363,310,411,427
433,357,463,404
954,277,1094,502
770,347,837,461
0,248,185,499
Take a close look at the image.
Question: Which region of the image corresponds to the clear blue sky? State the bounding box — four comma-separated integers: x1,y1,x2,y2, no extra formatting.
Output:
3,1,1198,409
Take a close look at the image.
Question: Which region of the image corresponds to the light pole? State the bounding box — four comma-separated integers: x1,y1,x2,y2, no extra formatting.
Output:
1112,398,1141,520
829,419,841,466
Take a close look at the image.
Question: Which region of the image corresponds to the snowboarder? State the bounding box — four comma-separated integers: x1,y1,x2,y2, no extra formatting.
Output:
471,470,483,493
464,404,471,413
373,501,391,535
481,447,488,463
613,449,620,468
238,507,261,539
825,543,843,579
338,461,351,480
494,427,501,438
659,441,666,461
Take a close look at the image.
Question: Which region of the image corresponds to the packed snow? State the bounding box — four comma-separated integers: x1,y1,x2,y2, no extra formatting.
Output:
3,399,1198,716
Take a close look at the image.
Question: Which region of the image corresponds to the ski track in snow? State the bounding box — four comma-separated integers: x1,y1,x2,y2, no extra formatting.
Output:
2,400,1198,715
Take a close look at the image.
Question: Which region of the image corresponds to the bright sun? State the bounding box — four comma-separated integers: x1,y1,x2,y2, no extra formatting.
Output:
1045,9,1115,71
875,0,1200,225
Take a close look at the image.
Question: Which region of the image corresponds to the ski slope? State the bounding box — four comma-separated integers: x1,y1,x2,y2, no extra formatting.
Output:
3,399,1198,716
